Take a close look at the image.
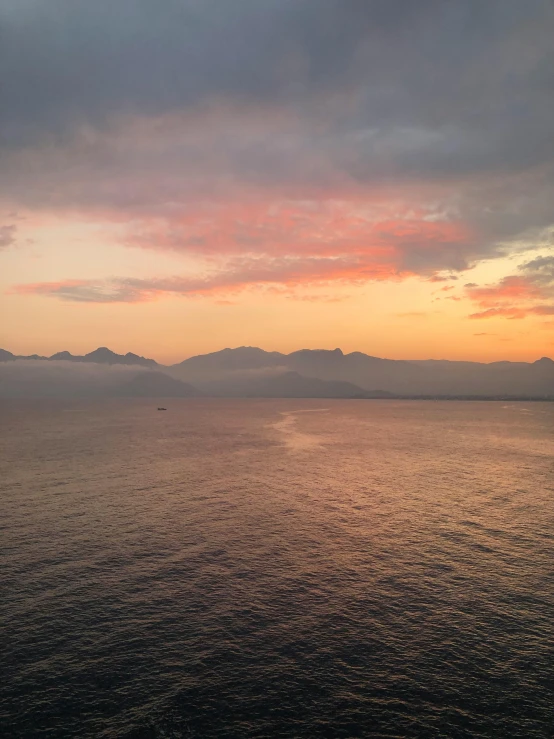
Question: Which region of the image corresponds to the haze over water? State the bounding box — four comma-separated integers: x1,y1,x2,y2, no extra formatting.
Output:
1,399,553,737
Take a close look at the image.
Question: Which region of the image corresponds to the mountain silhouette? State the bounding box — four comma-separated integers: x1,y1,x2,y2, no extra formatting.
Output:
199,370,392,399
48,347,158,366
81,347,158,367
0,346,158,367
1,345,553,398
169,346,554,397
114,371,198,397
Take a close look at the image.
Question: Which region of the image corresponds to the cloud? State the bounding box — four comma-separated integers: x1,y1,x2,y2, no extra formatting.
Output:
467,255,554,319
13,279,151,303
0,224,17,250
13,251,415,303
11,203,493,301
2,0,554,300
1,2,553,190
2,1,553,172
428,275,458,283
126,202,480,266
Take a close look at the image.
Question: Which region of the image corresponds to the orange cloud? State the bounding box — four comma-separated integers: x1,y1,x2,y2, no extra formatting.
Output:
466,257,554,319
12,279,156,303
11,252,414,303
12,201,482,303
470,305,554,319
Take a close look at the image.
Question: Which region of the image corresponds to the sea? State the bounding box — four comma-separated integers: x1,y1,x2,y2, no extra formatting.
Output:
1,399,553,738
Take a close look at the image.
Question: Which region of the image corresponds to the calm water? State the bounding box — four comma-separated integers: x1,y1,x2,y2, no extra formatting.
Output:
1,399,553,738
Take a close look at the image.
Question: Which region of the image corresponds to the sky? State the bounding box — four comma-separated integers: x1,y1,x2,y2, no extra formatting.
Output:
1,0,553,364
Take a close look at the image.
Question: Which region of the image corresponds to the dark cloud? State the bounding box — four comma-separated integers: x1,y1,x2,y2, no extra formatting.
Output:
2,0,553,170
2,0,554,290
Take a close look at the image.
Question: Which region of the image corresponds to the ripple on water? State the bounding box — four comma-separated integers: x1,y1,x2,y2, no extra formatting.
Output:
1,399,553,738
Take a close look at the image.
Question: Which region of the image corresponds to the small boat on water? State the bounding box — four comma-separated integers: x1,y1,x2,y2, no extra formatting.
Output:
157,407,167,411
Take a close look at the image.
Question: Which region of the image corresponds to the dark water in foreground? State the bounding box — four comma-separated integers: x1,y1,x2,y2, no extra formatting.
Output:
1,399,553,738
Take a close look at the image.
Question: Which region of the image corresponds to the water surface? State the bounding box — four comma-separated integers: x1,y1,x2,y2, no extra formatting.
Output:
1,399,553,737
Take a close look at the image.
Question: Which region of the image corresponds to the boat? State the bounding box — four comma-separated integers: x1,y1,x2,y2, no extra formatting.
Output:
157,407,167,411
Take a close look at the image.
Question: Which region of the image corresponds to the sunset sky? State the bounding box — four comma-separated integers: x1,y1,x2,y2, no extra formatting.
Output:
1,0,553,363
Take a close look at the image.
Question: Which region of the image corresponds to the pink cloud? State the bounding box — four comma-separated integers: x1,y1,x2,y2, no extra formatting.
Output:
12,250,416,304
12,201,484,303
469,305,554,319
466,257,554,320
125,201,475,270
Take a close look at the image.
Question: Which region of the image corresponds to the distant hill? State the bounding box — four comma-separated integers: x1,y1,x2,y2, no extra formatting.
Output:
0,346,158,367
199,370,392,399
114,371,198,397
172,346,286,379
0,349,49,361
0,361,199,399
81,347,158,367
1,345,553,398
170,346,554,397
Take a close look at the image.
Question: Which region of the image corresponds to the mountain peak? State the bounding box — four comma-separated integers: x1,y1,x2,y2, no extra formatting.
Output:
289,347,344,358
86,347,117,358
226,346,265,354
81,347,157,366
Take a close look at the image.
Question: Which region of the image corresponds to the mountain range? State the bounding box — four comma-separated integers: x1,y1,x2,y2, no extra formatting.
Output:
0,346,553,399
0,346,157,367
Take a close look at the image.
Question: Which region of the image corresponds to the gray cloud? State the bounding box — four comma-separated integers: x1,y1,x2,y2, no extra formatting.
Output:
2,1,553,171
522,254,554,284
2,0,554,286
0,224,17,249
